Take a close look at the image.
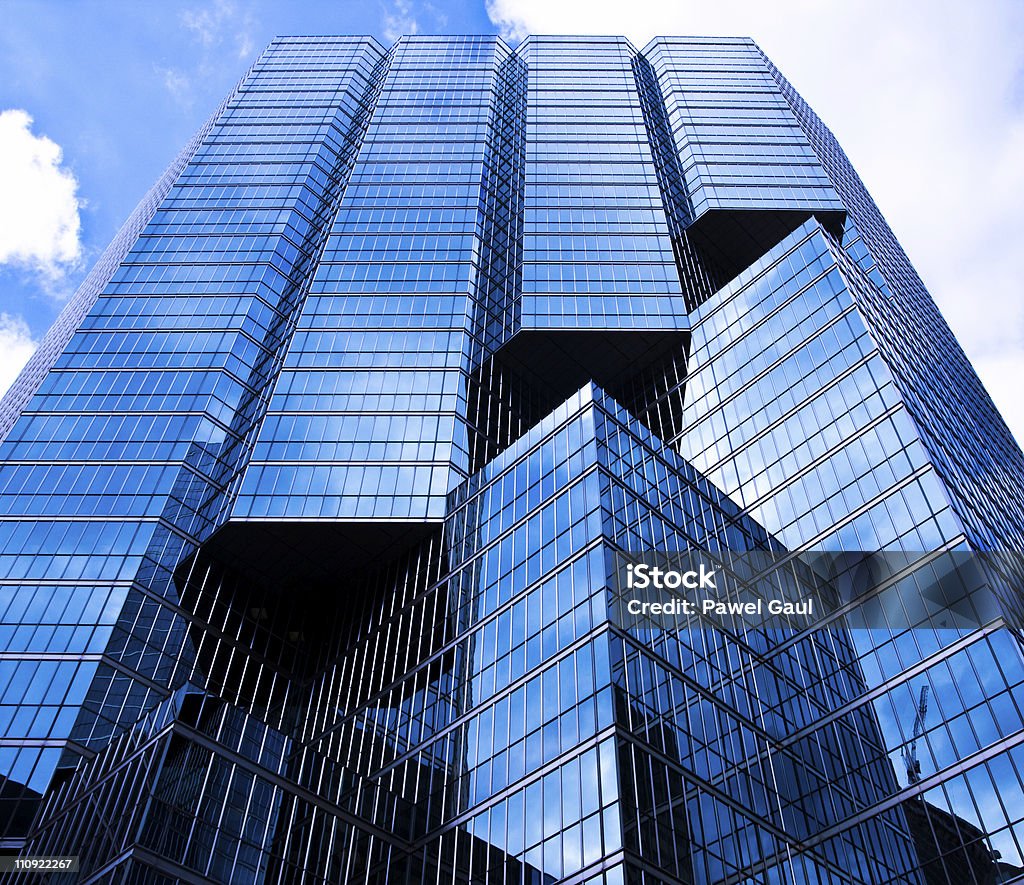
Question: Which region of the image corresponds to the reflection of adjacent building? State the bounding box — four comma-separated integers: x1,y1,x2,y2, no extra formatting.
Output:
0,32,1023,885
902,797,1024,885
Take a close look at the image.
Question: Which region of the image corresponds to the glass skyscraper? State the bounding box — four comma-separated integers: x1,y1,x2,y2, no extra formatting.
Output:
0,33,1023,885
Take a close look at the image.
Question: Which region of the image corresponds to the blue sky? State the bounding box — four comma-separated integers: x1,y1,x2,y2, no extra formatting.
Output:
2,0,1022,443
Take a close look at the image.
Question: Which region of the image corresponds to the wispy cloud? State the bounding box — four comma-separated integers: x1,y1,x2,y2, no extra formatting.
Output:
156,66,195,108
484,0,1024,445
382,0,421,42
181,0,256,60
160,0,257,107
0,312,38,399
0,109,82,285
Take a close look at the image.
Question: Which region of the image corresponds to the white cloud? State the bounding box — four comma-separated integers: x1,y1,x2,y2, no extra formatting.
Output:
163,1,258,107
181,0,255,60
383,0,421,42
484,0,1024,446
156,66,194,108
181,4,221,46
0,313,37,400
486,0,527,43
0,109,82,280
179,0,254,60
380,0,452,40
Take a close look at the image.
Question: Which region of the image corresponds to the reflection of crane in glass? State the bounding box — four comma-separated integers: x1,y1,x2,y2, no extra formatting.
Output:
903,685,930,785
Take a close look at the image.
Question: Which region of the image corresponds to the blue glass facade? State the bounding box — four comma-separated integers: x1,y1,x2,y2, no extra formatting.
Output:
0,34,1022,885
